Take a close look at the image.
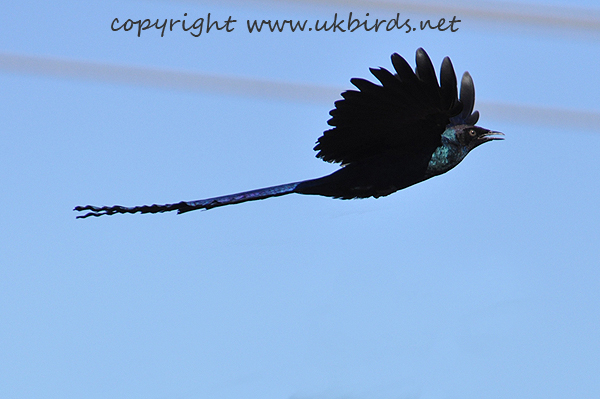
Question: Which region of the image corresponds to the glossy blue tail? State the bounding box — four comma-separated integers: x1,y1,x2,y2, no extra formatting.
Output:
74,182,303,218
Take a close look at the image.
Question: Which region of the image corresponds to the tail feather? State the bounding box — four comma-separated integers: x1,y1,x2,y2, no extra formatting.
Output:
74,181,303,219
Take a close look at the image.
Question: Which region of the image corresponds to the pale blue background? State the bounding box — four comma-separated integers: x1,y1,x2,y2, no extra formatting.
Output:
1,1,599,398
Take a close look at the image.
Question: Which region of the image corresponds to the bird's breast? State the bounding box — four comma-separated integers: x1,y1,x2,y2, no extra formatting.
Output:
424,144,467,179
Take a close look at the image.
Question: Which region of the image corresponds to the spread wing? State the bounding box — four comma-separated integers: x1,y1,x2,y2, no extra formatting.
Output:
314,48,477,165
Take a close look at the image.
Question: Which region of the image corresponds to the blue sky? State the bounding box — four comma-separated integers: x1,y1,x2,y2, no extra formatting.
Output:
1,1,599,398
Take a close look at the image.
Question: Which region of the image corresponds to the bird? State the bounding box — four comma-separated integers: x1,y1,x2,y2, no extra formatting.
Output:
74,48,502,219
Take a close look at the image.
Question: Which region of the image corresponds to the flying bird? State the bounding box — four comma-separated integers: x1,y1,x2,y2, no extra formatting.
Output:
75,48,502,218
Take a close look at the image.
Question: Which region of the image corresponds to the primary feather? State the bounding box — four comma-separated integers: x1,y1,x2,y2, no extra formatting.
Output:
314,48,470,166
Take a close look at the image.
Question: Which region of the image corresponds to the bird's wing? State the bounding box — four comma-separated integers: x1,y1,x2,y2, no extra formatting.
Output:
314,48,475,165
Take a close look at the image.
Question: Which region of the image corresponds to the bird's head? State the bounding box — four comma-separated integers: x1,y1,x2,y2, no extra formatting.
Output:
452,125,504,152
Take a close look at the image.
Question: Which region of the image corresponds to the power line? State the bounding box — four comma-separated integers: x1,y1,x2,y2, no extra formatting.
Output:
1,52,599,132
204,0,600,34
0,52,335,103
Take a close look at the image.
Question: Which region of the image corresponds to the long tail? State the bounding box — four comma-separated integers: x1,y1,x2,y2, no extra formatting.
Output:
74,181,304,219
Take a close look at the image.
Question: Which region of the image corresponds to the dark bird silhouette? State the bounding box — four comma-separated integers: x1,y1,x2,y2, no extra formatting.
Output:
75,48,502,219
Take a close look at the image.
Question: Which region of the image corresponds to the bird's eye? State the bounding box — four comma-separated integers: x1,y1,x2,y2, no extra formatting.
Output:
468,129,477,137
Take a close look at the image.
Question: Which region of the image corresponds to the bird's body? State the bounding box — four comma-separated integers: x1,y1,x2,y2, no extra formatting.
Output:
75,48,502,218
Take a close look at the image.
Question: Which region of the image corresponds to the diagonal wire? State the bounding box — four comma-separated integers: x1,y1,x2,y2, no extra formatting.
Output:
0,52,335,103
1,52,599,132
187,0,600,34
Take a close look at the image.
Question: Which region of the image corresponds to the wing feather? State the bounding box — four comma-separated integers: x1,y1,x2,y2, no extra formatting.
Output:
314,48,476,165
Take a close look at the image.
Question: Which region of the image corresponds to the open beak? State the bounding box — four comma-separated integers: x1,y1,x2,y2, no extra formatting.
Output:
470,130,504,150
480,130,505,143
